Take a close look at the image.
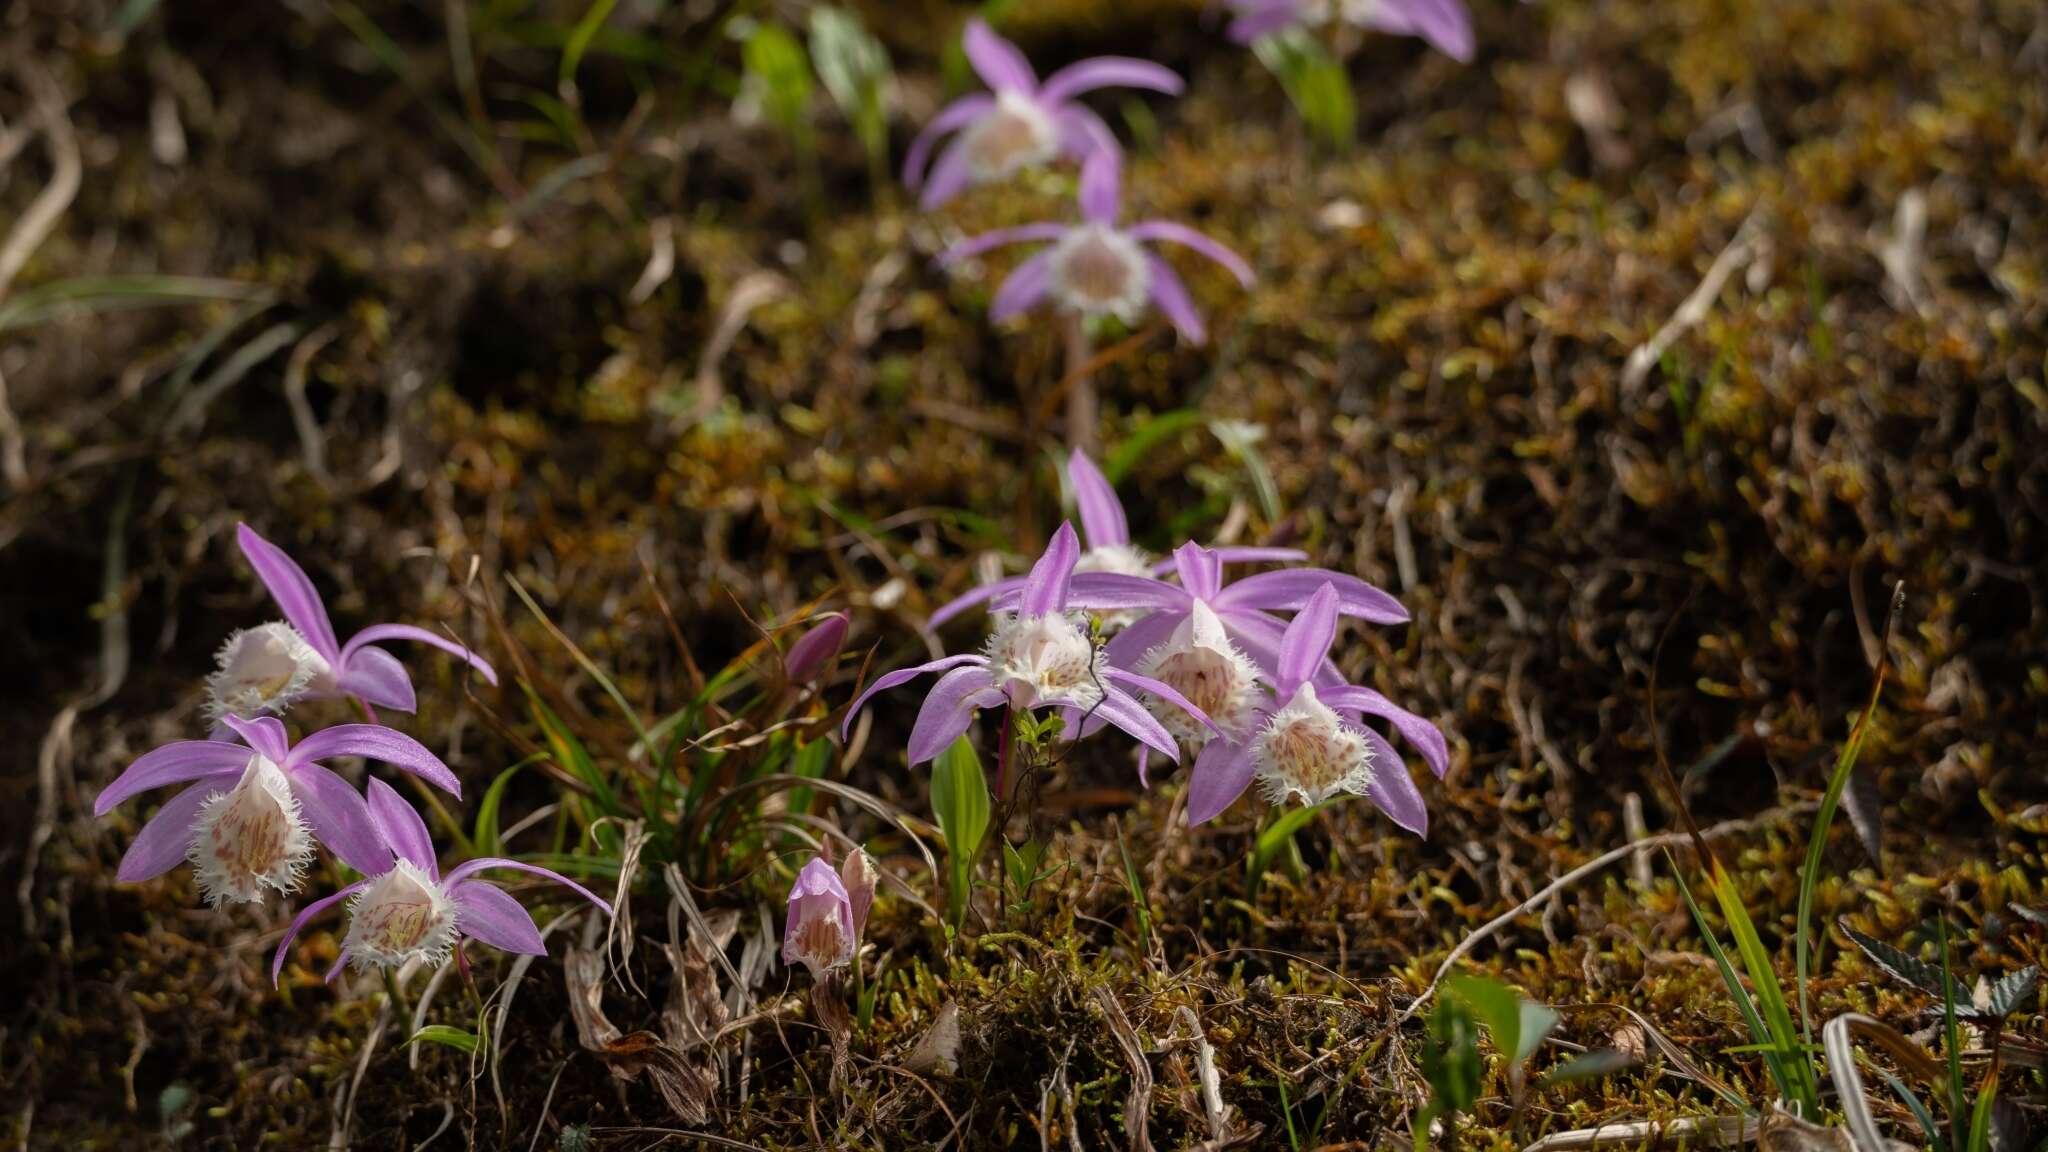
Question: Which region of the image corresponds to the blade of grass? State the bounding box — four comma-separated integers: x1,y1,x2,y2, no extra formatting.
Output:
1668,848,1787,1109
1796,583,1902,1053
1939,918,1966,1150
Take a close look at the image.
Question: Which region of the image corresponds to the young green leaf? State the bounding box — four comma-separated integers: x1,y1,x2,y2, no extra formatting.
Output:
930,735,990,929
809,6,892,183
1250,28,1355,151
406,1025,481,1055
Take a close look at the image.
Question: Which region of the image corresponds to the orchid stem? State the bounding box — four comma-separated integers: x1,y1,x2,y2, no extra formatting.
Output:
997,707,1015,804
1063,312,1098,456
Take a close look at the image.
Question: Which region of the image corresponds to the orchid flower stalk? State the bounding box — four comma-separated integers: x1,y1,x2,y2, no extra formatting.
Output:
272,778,611,983
904,18,1182,209
842,522,1221,768
1227,0,1475,62
93,714,460,904
212,523,498,724
928,449,1308,630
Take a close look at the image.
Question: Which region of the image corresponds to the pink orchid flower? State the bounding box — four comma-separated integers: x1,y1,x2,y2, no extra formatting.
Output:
904,18,1182,208
272,777,611,982
783,847,878,978
93,714,458,905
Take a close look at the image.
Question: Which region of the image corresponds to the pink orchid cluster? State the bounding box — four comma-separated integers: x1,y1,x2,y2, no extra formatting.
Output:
94,526,607,983
846,452,1448,832
910,20,1253,346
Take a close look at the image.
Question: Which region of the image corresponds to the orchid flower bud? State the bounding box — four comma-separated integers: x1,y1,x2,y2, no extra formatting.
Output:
785,612,849,686
782,855,857,978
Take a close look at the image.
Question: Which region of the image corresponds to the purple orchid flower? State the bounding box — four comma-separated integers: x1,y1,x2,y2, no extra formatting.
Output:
841,522,1221,767
939,150,1254,345
1184,582,1441,832
785,611,850,686
213,523,498,724
987,539,1441,778
1226,0,1474,62
904,18,1183,209
271,777,611,983
93,714,460,905
928,448,1309,630
782,847,877,978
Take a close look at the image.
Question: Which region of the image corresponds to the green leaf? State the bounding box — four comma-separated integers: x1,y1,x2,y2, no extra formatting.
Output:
1984,965,2038,1020
0,275,265,333
1422,994,1482,1118
1250,29,1354,151
1538,1048,1636,1087
1251,802,1328,879
1443,975,1524,1066
929,735,990,929
1516,999,1560,1066
560,0,622,95
742,23,814,137
406,1025,480,1055
1839,920,1947,999
472,761,528,858
1670,848,1796,1109
808,6,892,172
1104,409,1205,485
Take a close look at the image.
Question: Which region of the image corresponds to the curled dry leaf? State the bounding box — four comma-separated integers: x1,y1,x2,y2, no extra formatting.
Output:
906,1000,961,1076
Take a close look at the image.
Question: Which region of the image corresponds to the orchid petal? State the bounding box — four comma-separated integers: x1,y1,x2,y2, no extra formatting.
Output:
1052,104,1119,164
1277,583,1342,695
1020,522,1081,617
989,250,1056,323
442,858,613,915
95,741,249,816
342,623,497,686
1049,572,1188,614
1106,667,1224,740
1322,685,1450,778
1212,568,1410,624
908,665,1002,766
1038,57,1183,105
1171,541,1223,601
1361,726,1429,836
1067,449,1128,550
784,613,849,684
1089,686,1181,764
1103,608,1185,670
364,776,437,874
962,17,1037,93
1077,149,1121,226
840,654,988,739
1128,221,1256,286
236,523,341,661
919,135,977,210
903,93,996,189
287,723,461,798
1185,739,1257,825
1152,546,1309,575
925,575,1026,632
450,881,547,955
1144,255,1206,344
116,783,226,882
218,714,290,765
939,222,1070,267
287,762,392,876
337,645,416,713
271,879,370,985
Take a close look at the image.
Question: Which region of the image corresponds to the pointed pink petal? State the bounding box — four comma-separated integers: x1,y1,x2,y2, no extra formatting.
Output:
1211,569,1410,624
908,665,1001,766
450,881,546,955
926,575,1026,632
1276,583,1342,694
1106,667,1223,740
338,645,416,712
1143,255,1206,345
1103,609,1185,670
919,135,978,210
904,93,995,190
1185,739,1256,825
287,762,392,876
235,523,341,660
1128,221,1256,286
365,776,437,874
287,723,460,798
1078,149,1121,226
1323,685,1450,779
784,613,849,685
95,741,249,816
1087,686,1180,764
1067,449,1128,550
116,783,225,882
341,623,497,686
962,17,1036,93
989,250,1056,323
272,879,370,985
1038,57,1183,105
841,654,989,739
1052,104,1119,163
938,222,1069,268
1361,726,1428,836
1020,522,1082,617
1171,542,1223,600
218,714,290,765
442,858,612,915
